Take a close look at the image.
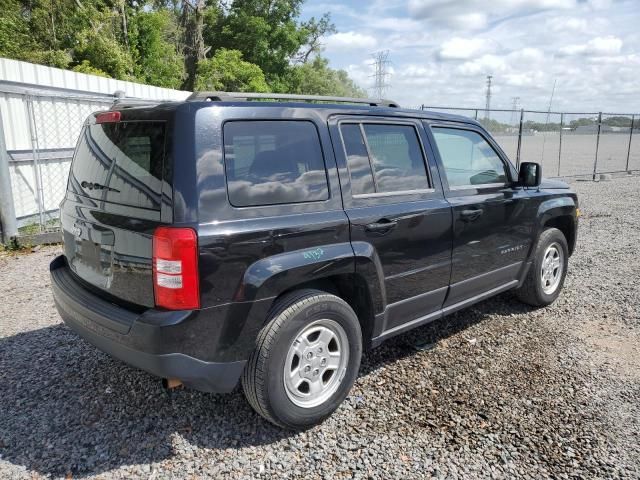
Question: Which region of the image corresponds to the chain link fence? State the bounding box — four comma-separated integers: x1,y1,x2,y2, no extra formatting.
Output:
0,92,114,241
1,96,638,243
422,106,639,179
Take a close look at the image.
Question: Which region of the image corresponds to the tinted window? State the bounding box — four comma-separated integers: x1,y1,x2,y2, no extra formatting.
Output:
432,128,508,187
70,121,165,210
223,121,329,207
362,124,429,193
340,124,375,195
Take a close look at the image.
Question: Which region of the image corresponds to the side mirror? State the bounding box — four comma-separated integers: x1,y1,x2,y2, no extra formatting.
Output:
518,162,541,187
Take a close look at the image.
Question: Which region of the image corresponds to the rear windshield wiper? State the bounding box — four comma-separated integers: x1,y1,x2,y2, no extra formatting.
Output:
80,180,120,193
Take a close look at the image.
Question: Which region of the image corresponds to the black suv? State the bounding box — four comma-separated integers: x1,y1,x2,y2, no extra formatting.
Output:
50,92,579,429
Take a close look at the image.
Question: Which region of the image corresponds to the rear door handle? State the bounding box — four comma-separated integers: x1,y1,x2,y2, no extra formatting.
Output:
460,209,483,221
365,219,398,233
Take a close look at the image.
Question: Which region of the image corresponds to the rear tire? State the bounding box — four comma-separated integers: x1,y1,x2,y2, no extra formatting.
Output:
515,227,569,307
242,289,362,429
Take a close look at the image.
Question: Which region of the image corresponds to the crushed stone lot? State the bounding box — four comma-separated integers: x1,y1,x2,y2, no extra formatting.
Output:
1,176,639,479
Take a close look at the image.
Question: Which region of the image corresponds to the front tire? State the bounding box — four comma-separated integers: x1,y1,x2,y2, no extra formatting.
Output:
515,227,569,307
242,289,362,429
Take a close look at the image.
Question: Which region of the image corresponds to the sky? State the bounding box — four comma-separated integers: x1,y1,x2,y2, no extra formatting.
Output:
300,0,640,113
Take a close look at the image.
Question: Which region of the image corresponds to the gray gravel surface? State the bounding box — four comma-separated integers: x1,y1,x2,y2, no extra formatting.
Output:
1,176,639,479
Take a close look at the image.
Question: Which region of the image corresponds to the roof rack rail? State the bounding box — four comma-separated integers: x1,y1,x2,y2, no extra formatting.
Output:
186,91,400,108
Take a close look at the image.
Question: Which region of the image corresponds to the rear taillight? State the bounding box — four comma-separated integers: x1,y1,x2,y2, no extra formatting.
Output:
152,227,200,310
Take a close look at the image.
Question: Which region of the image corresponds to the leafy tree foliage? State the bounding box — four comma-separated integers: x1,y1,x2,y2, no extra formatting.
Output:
0,0,366,97
281,57,366,97
196,49,268,92
131,10,185,88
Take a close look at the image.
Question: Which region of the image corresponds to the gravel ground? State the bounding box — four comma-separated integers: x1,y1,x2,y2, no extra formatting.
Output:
1,176,639,479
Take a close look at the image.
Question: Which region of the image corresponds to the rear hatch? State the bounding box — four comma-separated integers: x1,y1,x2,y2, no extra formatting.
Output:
60,109,172,309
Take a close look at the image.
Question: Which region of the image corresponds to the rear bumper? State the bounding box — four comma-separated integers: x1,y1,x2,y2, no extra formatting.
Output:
50,255,245,393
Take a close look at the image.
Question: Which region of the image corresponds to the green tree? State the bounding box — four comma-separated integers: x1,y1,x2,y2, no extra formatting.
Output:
205,0,333,81
21,50,72,69
73,8,137,80
280,57,366,97
195,48,268,92
131,10,185,88
72,60,111,77
0,1,33,59
0,0,366,96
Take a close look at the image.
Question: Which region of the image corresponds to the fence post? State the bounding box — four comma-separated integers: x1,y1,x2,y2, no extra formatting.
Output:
592,112,602,181
515,108,524,168
626,114,634,173
421,104,424,111
25,95,46,231
474,109,478,120
557,113,564,177
0,108,18,242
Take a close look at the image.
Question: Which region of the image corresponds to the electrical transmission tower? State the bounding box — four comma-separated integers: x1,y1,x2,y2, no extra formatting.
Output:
484,75,493,120
370,50,391,99
510,96,520,125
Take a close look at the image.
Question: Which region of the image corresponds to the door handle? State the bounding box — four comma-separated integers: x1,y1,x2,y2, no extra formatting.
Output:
460,209,483,221
365,219,398,233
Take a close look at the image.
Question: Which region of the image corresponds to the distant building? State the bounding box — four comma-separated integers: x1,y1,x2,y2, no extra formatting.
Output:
573,125,631,134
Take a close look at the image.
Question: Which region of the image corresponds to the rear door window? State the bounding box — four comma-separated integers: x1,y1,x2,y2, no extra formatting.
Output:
70,121,165,210
223,120,329,207
341,122,430,195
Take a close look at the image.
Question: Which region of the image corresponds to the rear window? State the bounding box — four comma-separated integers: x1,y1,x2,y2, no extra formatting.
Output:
69,121,165,210
223,120,329,207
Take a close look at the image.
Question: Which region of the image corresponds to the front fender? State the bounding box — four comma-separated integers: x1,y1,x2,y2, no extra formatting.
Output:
235,242,356,302
533,195,578,254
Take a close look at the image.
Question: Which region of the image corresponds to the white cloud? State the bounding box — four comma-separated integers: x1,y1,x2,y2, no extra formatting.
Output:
546,17,589,33
407,0,576,29
324,31,378,51
448,13,488,30
457,54,508,76
439,38,492,60
303,0,640,112
560,36,623,56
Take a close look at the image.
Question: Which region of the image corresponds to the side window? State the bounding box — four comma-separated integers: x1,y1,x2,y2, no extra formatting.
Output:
340,124,375,195
431,128,508,188
341,122,430,195
223,121,329,207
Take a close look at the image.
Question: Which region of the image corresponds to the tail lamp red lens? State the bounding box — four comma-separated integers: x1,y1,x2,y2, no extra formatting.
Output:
95,111,121,124
152,227,200,310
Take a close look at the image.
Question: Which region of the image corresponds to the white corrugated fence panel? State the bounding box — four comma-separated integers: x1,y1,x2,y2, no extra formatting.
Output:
0,58,191,227
0,58,190,100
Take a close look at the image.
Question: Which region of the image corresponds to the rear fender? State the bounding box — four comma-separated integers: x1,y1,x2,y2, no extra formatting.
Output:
235,243,356,303
351,241,386,317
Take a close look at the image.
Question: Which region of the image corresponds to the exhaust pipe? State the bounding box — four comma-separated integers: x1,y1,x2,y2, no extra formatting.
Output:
163,378,183,389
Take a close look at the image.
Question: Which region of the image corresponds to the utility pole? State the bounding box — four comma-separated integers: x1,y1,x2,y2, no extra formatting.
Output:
485,75,493,120
370,50,391,99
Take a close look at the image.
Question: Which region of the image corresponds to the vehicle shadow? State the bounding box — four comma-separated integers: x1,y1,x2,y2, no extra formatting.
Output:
0,292,533,477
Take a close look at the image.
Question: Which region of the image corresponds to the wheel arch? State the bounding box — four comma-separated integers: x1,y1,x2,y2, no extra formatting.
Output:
236,242,384,347
536,196,578,256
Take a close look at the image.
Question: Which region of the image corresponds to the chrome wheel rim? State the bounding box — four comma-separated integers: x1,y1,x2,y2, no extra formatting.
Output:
541,242,563,295
283,319,349,408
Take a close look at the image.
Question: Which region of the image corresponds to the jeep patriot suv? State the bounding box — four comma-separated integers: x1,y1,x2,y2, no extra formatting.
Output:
50,92,579,429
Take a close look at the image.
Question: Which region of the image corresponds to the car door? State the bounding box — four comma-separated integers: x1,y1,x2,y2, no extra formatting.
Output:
329,116,453,337
424,121,536,308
